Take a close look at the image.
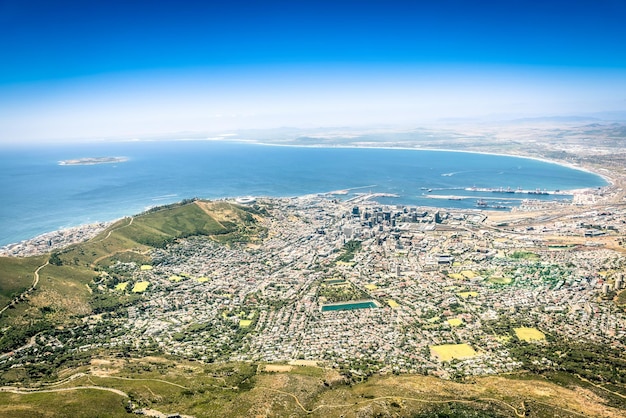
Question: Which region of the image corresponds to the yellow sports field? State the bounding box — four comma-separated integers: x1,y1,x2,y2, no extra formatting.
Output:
514,327,546,341
458,291,478,299
488,276,512,284
365,284,378,290
132,281,149,293
430,343,478,362
115,282,128,291
169,275,183,282
196,276,209,283
447,318,463,327
239,319,252,328
140,265,152,271
386,299,400,308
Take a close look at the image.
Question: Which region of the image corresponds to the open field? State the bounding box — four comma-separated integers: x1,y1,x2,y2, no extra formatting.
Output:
514,327,546,341
386,299,399,308
489,276,513,284
446,318,463,327
460,270,477,278
262,364,293,372
430,344,478,362
131,281,150,293
114,282,128,291
448,273,464,280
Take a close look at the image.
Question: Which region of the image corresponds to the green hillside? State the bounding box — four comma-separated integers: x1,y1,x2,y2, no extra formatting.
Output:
53,200,264,269
0,255,47,307
0,200,264,352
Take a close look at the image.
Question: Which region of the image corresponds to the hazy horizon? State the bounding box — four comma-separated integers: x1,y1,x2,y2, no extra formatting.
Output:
1,0,626,144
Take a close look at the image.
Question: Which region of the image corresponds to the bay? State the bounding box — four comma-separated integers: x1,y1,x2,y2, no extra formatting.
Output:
0,141,608,247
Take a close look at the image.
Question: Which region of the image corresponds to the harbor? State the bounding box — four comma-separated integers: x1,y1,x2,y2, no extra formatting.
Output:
464,186,567,195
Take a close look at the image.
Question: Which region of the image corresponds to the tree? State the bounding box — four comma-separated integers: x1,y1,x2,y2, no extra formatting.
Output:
49,252,62,266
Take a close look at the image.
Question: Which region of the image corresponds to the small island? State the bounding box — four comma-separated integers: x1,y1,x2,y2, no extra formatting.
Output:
58,156,128,166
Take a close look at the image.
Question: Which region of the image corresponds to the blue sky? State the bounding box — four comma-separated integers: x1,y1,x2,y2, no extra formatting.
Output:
1,0,626,142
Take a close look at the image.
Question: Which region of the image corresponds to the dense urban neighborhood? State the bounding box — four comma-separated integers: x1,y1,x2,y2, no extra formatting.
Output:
2,183,625,385
2,120,626,416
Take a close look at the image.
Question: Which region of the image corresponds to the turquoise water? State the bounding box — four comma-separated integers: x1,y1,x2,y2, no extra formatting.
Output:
0,141,608,246
321,301,379,311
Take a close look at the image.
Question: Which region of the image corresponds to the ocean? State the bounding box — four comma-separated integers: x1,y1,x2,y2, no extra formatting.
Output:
0,141,608,247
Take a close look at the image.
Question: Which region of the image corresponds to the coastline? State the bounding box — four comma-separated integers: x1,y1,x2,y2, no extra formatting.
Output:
0,221,114,258
0,143,614,252
253,140,614,188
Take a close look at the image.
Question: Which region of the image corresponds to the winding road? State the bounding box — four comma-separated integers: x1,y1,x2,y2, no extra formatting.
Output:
0,260,48,317
89,217,149,268
92,216,134,244
0,385,128,397
257,386,527,417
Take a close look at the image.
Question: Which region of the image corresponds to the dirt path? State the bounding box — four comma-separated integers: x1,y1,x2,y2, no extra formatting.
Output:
257,387,526,416
32,260,48,289
1,371,188,392
0,373,195,417
38,373,87,387
1,384,191,418
100,375,189,389
90,217,141,268
91,217,134,244
0,385,128,397
0,260,48,317
87,216,155,268
90,249,148,268
575,374,626,400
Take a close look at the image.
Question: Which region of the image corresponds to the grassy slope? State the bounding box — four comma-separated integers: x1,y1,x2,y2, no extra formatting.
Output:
0,390,128,418
0,358,623,418
0,200,263,350
57,200,261,268
0,256,47,306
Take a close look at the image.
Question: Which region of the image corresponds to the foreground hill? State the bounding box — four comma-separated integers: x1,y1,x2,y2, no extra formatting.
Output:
0,357,624,417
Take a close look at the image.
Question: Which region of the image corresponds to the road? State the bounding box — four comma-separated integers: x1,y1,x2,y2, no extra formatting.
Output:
0,385,128,397
0,260,48,317
257,386,528,417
